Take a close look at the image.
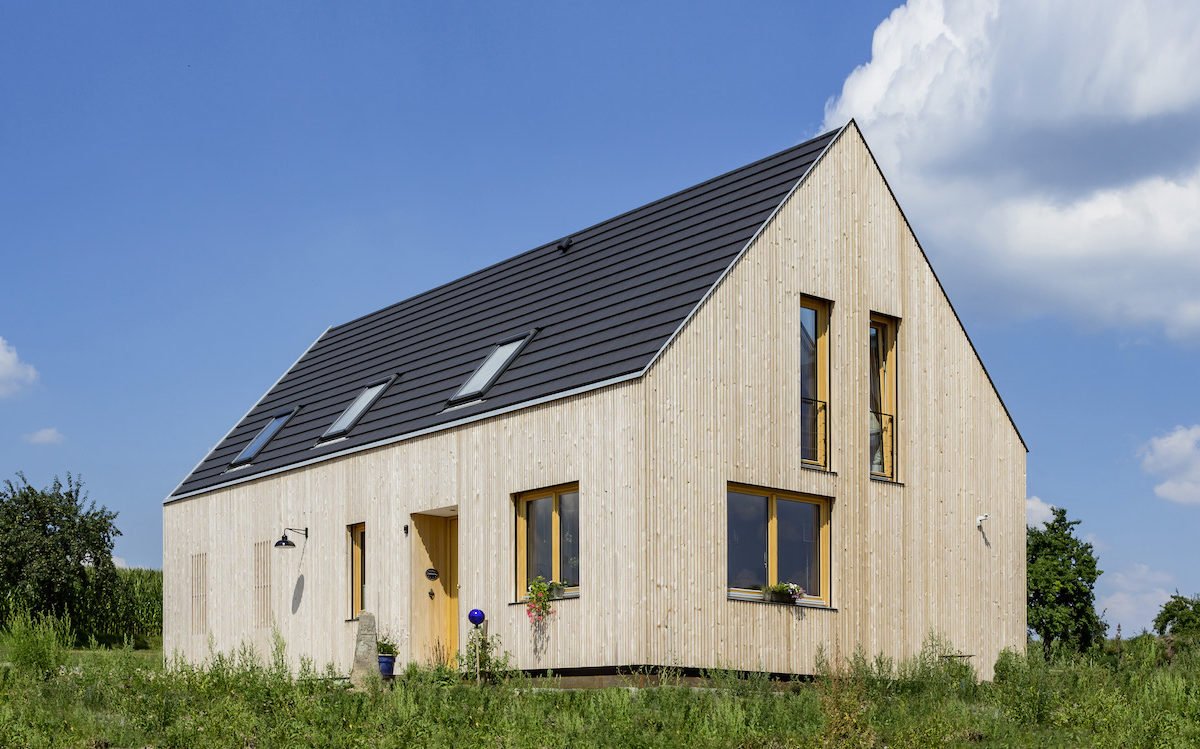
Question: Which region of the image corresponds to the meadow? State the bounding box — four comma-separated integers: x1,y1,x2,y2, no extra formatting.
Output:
0,616,1197,749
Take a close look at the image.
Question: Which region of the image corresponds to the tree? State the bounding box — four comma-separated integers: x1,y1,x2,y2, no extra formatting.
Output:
1154,593,1200,638
1026,506,1106,658
0,473,120,639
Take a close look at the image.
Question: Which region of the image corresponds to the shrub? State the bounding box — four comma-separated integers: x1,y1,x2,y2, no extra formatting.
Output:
2,608,72,678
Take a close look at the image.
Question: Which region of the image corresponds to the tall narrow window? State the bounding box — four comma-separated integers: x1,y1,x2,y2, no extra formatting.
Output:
231,407,299,466
515,484,580,597
323,376,397,440
349,523,366,617
190,552,208,635
800,297,830,466
451,330,537,404
869,314,898,478
727,485,830,605
254,541,271,629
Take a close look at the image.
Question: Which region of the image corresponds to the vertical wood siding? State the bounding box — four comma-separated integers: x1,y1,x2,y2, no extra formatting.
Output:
164,382,646,671
164,124,1024,678
639,124,1025,678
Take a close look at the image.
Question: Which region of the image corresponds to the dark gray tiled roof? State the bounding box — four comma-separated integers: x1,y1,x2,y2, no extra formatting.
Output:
171,128,841,498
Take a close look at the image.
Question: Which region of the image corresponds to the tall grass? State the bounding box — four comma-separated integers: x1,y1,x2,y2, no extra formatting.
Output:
1,614,1197,748
0,608,73,679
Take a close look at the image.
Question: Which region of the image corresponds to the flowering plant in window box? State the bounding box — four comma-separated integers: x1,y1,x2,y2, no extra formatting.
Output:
526,576,568,624
763,582,806,604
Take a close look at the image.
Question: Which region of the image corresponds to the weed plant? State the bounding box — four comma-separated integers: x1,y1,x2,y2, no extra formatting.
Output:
1,614,1198,748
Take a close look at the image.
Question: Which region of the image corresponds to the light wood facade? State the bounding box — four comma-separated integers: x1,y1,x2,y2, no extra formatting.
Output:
163,124,1025,678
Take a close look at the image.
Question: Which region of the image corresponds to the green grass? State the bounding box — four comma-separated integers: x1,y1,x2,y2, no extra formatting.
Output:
0,632,1197,748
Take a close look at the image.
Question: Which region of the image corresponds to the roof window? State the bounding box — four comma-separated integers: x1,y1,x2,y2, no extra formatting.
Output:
322,375,397,440
231,407,299,466
450,330,537,403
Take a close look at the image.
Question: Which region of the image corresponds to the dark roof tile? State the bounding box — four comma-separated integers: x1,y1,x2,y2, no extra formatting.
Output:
171,129,840,497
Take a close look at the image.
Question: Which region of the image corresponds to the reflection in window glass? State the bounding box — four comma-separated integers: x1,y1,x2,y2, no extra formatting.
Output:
455,338,525,401
233,409,296,466
777,499,820,596
526,496,553,584
870,324,884,472
559,491,580,587
325,380,390,438
727,491,768,590
801,306,819,462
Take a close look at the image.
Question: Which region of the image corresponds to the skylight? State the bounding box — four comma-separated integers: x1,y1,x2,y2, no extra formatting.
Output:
231,407,299,466
450,331,536,403
322,375,397,440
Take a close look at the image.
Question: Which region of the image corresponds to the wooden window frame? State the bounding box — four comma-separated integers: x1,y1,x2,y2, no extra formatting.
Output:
800,296,831,468
727,484,831,606
348,522,366,618
514,483,580,600
869,313,898,479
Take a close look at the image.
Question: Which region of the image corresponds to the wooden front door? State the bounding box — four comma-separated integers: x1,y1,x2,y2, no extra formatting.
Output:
411,514,459,665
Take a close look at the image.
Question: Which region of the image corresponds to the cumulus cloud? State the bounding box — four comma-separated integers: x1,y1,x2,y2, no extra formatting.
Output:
1025,495,1055,526
1097,563,1174,635
0,336,38,397
824,0,1200,340
1140,425,1200,504
112,556,128,569
23,427,64,445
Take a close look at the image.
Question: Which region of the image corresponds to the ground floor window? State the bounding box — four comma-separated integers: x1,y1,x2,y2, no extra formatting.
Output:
727,484,830,604
515,484,580,597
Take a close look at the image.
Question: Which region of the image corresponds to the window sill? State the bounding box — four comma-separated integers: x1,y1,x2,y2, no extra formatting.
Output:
509,591,581,606
870,476,904,486
727,592,835,611
800,464,837,476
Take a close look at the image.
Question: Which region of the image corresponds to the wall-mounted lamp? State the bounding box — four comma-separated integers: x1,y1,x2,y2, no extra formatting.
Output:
976,514,990,529
275,527,309,549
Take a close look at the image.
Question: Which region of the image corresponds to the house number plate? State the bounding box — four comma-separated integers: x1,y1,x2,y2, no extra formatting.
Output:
425,568,439,581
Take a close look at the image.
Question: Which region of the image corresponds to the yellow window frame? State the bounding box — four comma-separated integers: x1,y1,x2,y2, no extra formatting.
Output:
869,313,898,479
728,484,832,606
514,483,580,599
801,295,831,467
348,522,366,618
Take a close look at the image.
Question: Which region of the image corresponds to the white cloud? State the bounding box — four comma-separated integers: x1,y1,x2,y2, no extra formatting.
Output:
112,556,128,569
1083,532,1108,553
22,427,64,445
1097,563,1174,635
0,336,38,397
1140,425,1200,504
1025,495,1055,526
824,0,1200,340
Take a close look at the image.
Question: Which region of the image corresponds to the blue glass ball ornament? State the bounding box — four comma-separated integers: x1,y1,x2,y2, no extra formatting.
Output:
468,608,486,626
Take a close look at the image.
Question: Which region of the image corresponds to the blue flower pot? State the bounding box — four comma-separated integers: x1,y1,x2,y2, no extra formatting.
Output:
378,654,396,678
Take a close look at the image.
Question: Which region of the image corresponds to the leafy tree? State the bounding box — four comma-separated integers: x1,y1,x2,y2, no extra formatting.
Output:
1154,593,1200,638
0,473,120,639
1027,506,1106,658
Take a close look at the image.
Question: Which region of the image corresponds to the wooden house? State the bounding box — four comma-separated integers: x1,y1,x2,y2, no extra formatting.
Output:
164,122,1026,678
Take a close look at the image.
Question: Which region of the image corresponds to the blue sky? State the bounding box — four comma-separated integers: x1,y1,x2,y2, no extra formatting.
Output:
2,1,1197,635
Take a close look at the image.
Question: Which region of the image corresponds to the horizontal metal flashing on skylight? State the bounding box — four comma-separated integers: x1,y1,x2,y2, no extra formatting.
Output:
448,329,538,405
230,406,300,467
321,374,398,440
